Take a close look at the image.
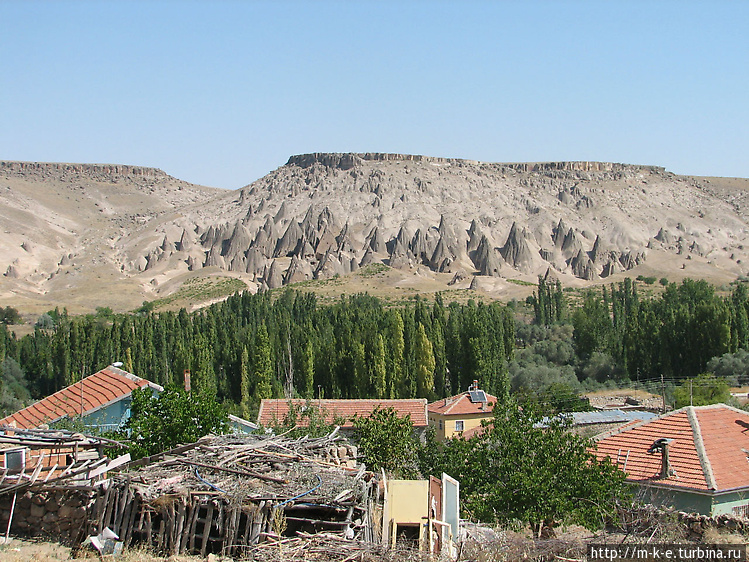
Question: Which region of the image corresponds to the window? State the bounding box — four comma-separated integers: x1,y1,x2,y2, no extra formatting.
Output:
2,448,26,470
455,420,464,432
733,504,749,519
439,419,443,430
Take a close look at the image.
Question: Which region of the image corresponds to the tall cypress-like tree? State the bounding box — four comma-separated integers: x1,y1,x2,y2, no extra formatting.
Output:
239,345,252,418
371,334,387,399
253,324,273,400
415,323,436,399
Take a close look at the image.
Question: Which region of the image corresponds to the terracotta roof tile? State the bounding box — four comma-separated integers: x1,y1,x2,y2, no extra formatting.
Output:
0,366,161,430
257,399,428,429
428,390,498,416
592,404,749,492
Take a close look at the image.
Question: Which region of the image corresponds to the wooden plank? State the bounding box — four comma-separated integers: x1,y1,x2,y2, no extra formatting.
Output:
135,502,146,540
102,486,119,532
28,453,45,485
156,516,166,553
241,506,254,551
88,453,131,479
180,500,195,554
113,483,130,535
122,494,139,547
188,503,202,553
200,503,214,557
97,482,113,533
225,506,241,557
173,499,186,555
165,502,176,553
145,510,152,546
42,464,58,483
250,501,265,544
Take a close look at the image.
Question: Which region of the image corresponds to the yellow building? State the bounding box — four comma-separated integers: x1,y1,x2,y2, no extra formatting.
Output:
427,381,496,441
382,473,459,555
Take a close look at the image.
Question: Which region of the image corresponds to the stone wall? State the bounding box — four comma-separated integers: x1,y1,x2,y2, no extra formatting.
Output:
625,505,749,541
0,489,94,545
678,511,749,540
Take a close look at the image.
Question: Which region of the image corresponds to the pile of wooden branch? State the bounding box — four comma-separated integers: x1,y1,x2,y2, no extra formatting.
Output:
0,425,128,495
245,531,433,562
93,428,381,557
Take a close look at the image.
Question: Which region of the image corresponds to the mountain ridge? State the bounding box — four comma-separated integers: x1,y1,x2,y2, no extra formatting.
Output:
1,153,748,314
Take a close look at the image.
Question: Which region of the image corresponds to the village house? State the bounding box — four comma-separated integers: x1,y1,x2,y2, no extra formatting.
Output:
0,364,163,433
257,398,428,433
0,365,161,473
427,381,496,441
593,404,749,517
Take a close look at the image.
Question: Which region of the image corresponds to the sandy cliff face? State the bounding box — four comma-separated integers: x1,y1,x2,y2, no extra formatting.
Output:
2,154,749,312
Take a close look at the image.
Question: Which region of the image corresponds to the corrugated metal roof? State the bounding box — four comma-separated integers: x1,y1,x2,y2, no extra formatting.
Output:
571,409,657,425
257,399,429,428
0,366,162,430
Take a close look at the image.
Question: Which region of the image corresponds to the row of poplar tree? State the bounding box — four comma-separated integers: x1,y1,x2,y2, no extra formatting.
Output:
530,276,749,381
0,291,514,418
3,277,749,419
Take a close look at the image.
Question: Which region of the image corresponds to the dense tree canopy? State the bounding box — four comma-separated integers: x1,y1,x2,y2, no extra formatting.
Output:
418,401,627,532
124,386,229,459
1,292,515,417
351,406,419,478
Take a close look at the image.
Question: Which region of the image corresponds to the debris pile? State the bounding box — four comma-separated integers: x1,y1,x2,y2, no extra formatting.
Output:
92,429,380,557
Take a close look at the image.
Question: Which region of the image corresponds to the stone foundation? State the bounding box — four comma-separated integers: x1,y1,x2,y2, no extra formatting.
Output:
0,489,94,545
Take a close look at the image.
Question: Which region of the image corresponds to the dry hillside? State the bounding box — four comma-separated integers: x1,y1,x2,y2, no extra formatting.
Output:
2,154,749,314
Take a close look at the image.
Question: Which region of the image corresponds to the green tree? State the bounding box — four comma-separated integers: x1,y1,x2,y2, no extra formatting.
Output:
0,306,22,325
253,324,273,400
370,334,387,399
0,357,30,416
351,406,419,478
124,386,228,459
674,373,731,408
414,323,435,399
239,345,252,418
418,401,626,533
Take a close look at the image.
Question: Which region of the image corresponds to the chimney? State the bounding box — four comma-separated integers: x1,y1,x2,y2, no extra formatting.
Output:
184,370,191,392
648,438,675,478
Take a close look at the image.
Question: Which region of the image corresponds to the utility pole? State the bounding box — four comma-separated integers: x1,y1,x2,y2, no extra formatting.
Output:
661,373,667,414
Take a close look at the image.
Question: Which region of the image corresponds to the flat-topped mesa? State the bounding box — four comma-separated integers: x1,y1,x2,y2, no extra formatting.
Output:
285,153,665,174
0,161,169,182
286,153,478,169
503,161,665,174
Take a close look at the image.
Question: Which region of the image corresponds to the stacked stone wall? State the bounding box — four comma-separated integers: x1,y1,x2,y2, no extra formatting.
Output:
0,489,94,545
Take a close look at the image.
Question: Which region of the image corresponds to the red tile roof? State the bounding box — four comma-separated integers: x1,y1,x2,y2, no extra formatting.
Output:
461,422,492,440
428,390,498,417
593,404,749,492
257,399,429,429
0,366,162,430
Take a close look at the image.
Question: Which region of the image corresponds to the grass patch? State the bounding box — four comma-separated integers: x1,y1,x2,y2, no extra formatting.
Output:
356,263,390,278
506,278,536,286
152,276,247,309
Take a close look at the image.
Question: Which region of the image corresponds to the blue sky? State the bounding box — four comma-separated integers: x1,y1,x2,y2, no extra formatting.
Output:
1,1,747,189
